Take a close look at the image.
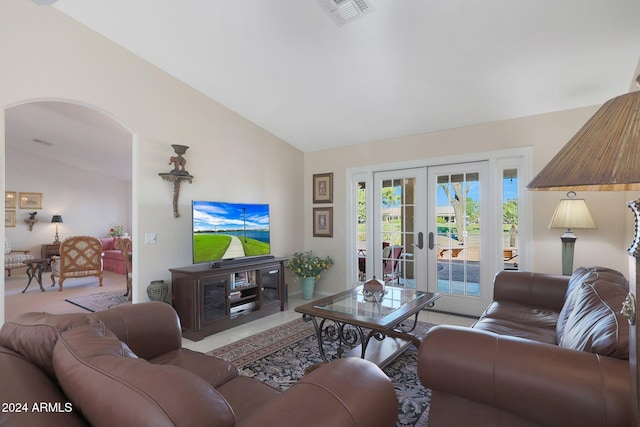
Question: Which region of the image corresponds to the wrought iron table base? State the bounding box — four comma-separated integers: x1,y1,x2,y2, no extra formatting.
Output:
22,259,49,293
302,312,421,364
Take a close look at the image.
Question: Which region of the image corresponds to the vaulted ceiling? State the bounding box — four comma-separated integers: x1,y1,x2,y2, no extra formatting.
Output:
24,0,640,155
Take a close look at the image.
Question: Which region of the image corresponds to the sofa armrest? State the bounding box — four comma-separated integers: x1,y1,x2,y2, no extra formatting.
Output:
493,270,569,310
0,347,88,427
236,358,398,427
94,302,182,360
418,325,630,427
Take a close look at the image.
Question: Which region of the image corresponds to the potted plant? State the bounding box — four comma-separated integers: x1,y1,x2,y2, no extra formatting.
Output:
287,250,334,299
109,225,126,237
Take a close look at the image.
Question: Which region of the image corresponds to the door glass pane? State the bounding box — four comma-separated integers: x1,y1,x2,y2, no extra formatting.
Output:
380,178,416,287
436,172,481,296
503,169,519,270
357,181,366,281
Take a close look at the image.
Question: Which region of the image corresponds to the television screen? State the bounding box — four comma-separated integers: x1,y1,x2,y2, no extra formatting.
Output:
192,201,271,264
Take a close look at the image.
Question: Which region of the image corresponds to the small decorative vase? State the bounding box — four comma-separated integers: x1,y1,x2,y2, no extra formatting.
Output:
300,277,317,300
147,280,168,302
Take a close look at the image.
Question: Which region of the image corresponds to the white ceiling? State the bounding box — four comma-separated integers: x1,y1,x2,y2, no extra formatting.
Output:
16,0,640,158
50,0,640,152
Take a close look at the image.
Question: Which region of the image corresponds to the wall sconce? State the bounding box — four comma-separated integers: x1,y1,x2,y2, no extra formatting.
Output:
51,215,63,243
24,211,38,231
159,144,193,218
548,191,596,275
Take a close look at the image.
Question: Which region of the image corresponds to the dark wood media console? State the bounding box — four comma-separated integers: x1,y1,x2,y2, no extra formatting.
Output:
170,257,288,341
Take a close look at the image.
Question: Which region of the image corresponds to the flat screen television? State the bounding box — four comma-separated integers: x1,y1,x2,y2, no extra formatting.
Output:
192,200,271,265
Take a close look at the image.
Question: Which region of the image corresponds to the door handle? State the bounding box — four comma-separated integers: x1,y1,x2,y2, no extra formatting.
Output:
428,232,435,250
414,232,424,249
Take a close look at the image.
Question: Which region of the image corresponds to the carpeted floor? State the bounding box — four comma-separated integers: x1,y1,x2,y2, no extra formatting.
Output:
65,290,130,312
208,318,433,427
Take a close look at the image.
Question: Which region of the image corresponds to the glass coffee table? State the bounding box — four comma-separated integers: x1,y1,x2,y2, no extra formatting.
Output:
295,285,440,368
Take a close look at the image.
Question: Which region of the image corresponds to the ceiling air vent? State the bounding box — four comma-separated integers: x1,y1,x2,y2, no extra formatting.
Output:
317,0,374,27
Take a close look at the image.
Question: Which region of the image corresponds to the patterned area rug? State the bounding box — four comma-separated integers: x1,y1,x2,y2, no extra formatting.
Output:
65,290,130,312
207,318,433,426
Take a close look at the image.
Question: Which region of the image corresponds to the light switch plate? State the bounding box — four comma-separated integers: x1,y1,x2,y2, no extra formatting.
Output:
144,233,157,245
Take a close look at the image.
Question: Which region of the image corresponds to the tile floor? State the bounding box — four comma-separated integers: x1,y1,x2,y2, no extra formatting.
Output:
3,271,476,354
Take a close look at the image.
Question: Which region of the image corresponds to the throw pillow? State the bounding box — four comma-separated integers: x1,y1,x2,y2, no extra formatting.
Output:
556,266,627,342
558,279,629,359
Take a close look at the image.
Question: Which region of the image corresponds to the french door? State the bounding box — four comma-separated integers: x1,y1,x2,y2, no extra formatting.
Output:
426,162,494,316
370,169,427,287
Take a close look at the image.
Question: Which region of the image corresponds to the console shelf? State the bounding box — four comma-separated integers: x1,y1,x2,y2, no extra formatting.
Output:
170,257,288,341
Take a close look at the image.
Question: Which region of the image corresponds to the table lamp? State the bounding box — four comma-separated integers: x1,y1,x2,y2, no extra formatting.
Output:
51,215,63,243
548,191,596,275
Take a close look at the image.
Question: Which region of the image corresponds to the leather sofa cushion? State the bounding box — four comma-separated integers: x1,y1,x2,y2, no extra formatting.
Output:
216,375,280,422
557,266,628,341
472,317,558,344
558,280,629,359
53,323,235,427
479,300,560,330
150,348,240,388
94,301,183,360
0,312,98,378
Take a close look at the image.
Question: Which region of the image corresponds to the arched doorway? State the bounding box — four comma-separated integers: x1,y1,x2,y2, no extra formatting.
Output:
3,99,134,320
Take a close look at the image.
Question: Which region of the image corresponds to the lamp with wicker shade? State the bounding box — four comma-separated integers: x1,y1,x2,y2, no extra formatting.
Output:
527,76,640,424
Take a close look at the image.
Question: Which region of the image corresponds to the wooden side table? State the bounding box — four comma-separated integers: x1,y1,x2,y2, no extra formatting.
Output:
41,243,60,271
22,258,50,293
41,243,61,259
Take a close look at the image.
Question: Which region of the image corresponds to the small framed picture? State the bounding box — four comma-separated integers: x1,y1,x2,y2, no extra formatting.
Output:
19,192,43,209
313,173,333,204
313,207,333,237
5,191,16,209
5,210,16,227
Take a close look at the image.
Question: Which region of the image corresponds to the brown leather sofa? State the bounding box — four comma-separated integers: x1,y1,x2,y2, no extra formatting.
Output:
418,266,631,427
0,302,398,427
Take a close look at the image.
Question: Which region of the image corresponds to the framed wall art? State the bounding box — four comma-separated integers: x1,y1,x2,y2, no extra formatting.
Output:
313,207,333,237
5,191,16,209
5,210,16,227
313,173,333,203
19,192,42,209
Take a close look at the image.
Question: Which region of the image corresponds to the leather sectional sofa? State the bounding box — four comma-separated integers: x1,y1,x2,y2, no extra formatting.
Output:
418,266,631,427
0,302,398,426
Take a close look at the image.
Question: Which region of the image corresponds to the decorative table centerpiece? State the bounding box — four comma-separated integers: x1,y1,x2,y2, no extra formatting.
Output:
363,276,386,303
287,250,333,300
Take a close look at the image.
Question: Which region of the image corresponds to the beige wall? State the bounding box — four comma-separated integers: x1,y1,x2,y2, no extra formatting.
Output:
305,108,633,294
5,149,131,251
0,0,304,322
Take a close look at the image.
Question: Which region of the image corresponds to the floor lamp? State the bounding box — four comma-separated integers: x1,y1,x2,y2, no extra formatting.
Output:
527,77,640,424
548,192,596,275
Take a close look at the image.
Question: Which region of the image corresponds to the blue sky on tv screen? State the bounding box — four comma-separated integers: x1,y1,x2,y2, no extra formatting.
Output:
193,201,270,232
